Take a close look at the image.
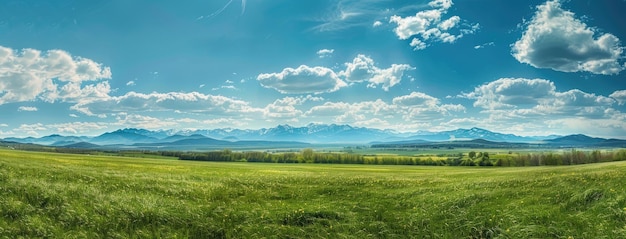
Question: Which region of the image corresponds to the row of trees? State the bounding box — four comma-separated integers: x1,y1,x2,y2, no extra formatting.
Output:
7,142,624,167
176,148,626,167
493,149,626,166
176,149,368,164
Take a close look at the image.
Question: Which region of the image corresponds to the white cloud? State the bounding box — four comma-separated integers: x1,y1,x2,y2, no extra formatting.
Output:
257,55,413,93
544,117,626,139
464,78,617,118
389,0,478,50
306,100,397,122
126,81,136,86
438,16,459,30
341,55,377,83
49,122,108,134
0,46,112,105
200,118,250,128
428,0,452,9
303,92,462,126
465,78,556,109
610,90,626,105
555,90,614,107
392,92,439,106
512,0,625,75
404,104,465,121
353,118,391,128
372,21,382,27
57,81,112,103
113,114,178,129
390,10,442,40
316,49,335,58
71,91,260,117
15,123,47,136
474,42,494,49
367,64,415,91
17,106,38,112
257,65,347,94
262,95,322,120
212,85,237,91
393,92,465,120
0,130,15,137
305,102,353,117
340,55,414,91
0,123,8,127
410,38,427,50
69,114,79,118
264,97,304,120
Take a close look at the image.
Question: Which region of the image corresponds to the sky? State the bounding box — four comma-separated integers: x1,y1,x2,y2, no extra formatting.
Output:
1,0,626,138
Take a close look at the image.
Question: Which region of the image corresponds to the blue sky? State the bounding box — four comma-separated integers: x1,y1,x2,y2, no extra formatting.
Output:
1,0,626,138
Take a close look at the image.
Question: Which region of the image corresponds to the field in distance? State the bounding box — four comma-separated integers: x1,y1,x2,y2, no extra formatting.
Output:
0,149,625,238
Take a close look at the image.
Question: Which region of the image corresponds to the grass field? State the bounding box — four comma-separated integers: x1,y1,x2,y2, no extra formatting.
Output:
1,149,625,238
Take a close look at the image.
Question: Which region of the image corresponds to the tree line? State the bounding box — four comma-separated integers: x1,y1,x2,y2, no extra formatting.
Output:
175,148,626,167
5,142,625,167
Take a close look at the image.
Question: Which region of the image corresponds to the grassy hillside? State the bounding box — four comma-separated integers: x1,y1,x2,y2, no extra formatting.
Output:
0,149,625,238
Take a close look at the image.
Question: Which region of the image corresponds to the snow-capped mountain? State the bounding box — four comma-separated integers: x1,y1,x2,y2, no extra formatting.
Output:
2,124,561,146
405,127,556,142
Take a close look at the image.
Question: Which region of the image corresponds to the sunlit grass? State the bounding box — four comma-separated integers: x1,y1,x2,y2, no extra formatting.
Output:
1,149,625,238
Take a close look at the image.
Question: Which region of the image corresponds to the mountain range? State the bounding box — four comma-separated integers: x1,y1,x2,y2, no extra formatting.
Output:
2,124,625,149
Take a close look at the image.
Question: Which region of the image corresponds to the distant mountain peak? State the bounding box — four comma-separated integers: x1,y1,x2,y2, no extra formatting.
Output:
469,127,487,132
1,124,567,146
542,134,616,146
115,128,150,134
548,134,601,142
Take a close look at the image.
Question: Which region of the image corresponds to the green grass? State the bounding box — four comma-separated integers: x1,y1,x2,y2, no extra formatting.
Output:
1,149,625,238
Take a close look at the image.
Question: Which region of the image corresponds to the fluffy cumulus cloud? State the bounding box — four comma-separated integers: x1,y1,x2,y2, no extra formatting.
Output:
303,92,463,127
0,45,112,105
610,90,626,105
389,0,479,50
512,0,625,75
340,55,414,91
263,95,323,120
466,78,556,109
258,55,413,93
306,99,397,123
393,92,465,120
71,91,260,117
393,92,439,106
257,65,347,94
57,81,112,103
464,78,617,118
448,77,626,137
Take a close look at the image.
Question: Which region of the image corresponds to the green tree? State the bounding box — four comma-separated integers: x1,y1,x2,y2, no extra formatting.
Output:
301,148,314,163
468,151,477,159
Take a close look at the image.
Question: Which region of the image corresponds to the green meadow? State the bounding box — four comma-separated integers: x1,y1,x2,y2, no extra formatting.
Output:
0,148,625,238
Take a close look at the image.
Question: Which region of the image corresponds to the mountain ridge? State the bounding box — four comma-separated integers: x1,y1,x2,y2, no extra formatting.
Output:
4,124,620,147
